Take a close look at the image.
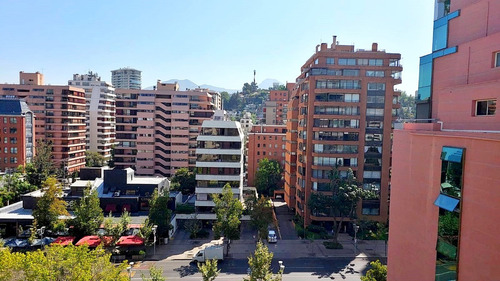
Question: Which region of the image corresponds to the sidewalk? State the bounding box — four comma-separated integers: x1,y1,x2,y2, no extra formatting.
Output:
152,231,387,261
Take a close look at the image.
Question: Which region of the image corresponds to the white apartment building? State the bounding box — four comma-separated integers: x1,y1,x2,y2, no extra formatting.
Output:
111,68,141,90
68,72,116,160
195,110,244,211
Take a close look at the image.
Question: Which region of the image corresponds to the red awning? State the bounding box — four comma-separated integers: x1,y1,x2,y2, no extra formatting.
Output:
105,204,117,212
116,235,145,246
75,236,112,247
52,236,75,246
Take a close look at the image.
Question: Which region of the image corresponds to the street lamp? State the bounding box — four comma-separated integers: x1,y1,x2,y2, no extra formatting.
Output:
127,262,134,280
152,225,158,257
353,223,360,255
278,260,285,275
301,209,306,239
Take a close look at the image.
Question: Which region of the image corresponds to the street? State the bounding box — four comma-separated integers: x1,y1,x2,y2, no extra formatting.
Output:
131,257,378,280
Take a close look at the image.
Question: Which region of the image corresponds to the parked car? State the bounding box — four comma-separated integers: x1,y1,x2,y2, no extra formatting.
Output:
267,230,277,243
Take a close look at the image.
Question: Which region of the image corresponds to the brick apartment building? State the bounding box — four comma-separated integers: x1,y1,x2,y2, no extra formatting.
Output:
0,72,86,172
246,124,287,187
264,90,289,125
388,0,500,280
285,38,402,225
114,81,220,177
0,99,34,172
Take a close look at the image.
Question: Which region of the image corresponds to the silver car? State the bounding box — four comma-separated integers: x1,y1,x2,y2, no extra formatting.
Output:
267,230,277,243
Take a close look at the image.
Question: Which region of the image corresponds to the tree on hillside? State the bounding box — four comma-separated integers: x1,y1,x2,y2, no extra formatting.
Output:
246,195,274,239
148,190,172,238
245,241,283,281
399,91,416,119
361,260,387,281
226,92,243,111
198,259,220,281
308,168,374,243
32,177,69,230
171,167,196,195
0,245,128,281
71,183,103,236
255,159,283,197
85,151,106,167
212,184,243,240
220,91,230,107
26,141,57,187
242,82,258,95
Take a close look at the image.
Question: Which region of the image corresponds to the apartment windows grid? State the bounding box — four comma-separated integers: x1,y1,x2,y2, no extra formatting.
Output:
475,99,496,116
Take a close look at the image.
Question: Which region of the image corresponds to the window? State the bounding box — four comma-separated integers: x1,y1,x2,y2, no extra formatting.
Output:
358,59,369,66
10,147,17,154
363,171,381,179
9,118,17,124
475,99,496,116
369,59,384,66
3,118,6,123
338,58,356,65
366,108,384,116
365,133,383,142
495,52,500,67
367,83,386,91
366,70,385,77
326,58,334,65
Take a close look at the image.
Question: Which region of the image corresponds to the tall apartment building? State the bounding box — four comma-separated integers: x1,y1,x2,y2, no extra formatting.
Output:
68,72,116,160
284,38,402,225
246,124,287,187
114,81,220,177
0,99,34,172
195,110,244,211
264,90,289,125
0,72,86,172
388,1,500,280
111,68,142,90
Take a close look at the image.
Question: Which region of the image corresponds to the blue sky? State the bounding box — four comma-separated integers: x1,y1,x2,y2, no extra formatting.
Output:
0,0,434,94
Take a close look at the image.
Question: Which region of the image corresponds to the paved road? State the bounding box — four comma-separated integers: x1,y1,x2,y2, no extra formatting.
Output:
273,199,299,240
131,257,378,280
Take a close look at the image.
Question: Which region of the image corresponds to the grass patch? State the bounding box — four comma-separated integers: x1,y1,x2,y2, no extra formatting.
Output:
323,241,343,249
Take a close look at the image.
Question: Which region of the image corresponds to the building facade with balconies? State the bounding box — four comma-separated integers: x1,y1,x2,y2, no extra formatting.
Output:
68,72,116,160
111,68,142,90
0,72,86,172
195,110,244,212
114,81,220,177
284,38,402,225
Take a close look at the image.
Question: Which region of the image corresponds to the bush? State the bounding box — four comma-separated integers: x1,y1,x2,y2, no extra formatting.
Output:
323,241,343,249
176,204,195,214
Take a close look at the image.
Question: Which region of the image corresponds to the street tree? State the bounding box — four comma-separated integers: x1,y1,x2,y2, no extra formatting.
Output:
25,141,57,187
212,183,243,240
254,158,283,197
85,151,106,167
247,195,274,239
245,241,282,281
198,259,220,281
141,265,166,281
0,245,128,281
32,177,69,230
185,215,202,239
148,190,172,238
308,168,374,243
361,260,387,281
103,210,130,246
71,183,104,236
171,167,196,195
370,222,389,257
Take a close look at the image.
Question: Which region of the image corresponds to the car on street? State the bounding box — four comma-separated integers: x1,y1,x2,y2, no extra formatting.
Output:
267,230,277,243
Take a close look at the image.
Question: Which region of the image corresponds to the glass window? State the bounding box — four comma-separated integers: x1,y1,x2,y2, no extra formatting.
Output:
418,55,433,101
495,52,500,67
434,194,460,212
338,58,356,65
326,58,334,65
367,83,386,91
366,71,385,77
357,59,369,66
475,100,496,116
433,23,448,52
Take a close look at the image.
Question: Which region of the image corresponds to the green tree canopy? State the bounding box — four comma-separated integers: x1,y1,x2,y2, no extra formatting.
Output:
308,168,374,242
246,195,274,239
26,141,57,188
32,177,69,230
171,167,196,195
245,241,282,281
148,190,172,238
71,183,103,237
212,184,243,240
85,151,106,167
399,91,416,119
198,259,220,281
0,245,128,281
361,260,387,281
141,265,166,281
255,158,283,197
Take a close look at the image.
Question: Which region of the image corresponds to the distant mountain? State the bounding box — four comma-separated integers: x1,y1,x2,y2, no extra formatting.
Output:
163,79,238,93
258,79,282,90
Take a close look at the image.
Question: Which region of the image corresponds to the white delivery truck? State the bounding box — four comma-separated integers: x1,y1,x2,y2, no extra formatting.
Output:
192,245,224,262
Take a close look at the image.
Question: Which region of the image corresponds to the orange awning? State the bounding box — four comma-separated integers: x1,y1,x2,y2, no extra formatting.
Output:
116,235,145,246
52,236,75,246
